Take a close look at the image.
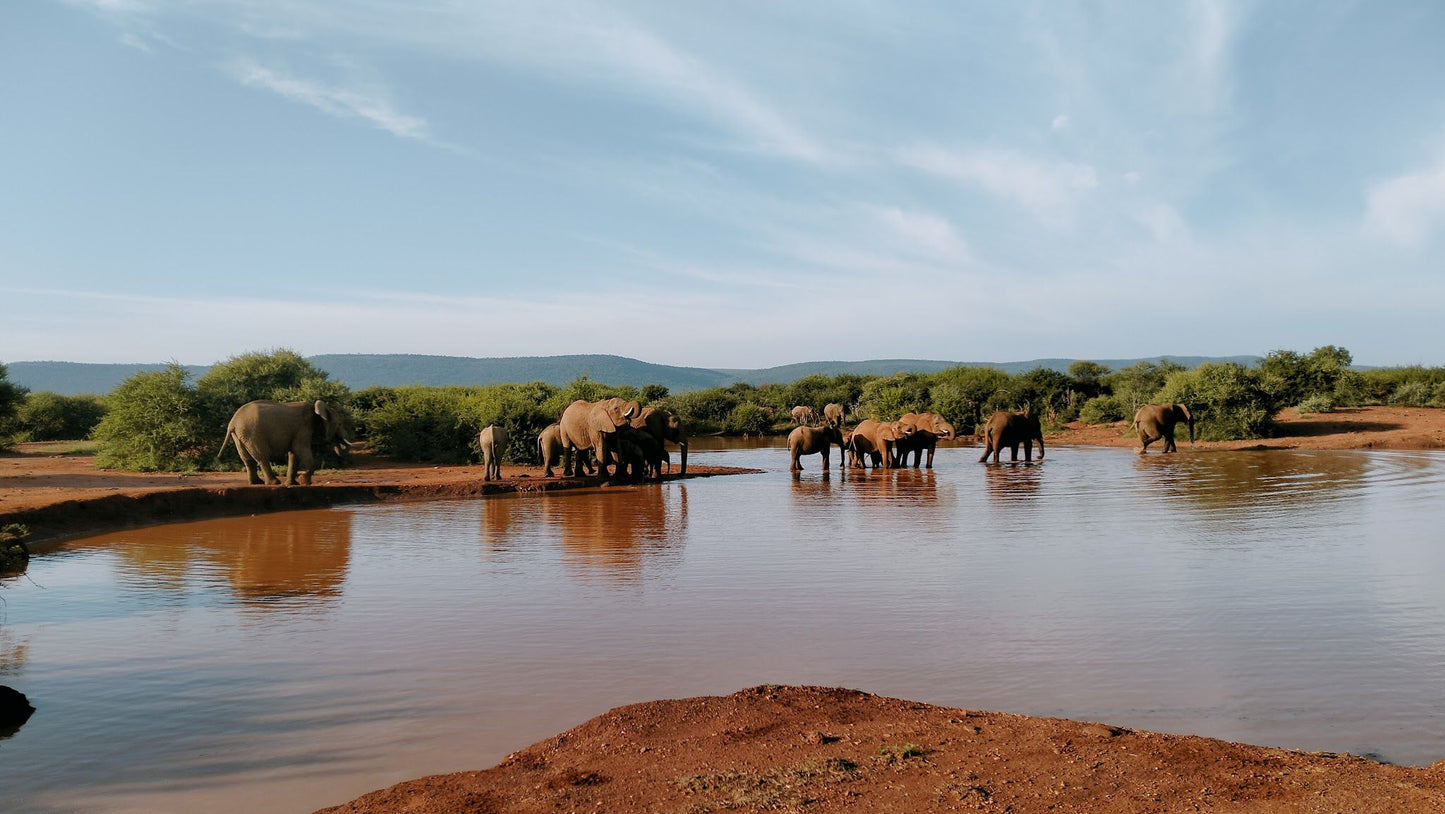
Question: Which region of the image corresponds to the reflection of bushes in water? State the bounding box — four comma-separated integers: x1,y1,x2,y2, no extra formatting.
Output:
0,524,29,574
107,514,353,605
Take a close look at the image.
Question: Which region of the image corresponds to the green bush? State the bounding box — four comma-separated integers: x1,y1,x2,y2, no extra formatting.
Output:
12,392,107,441
364,387,480,464
1296,394,1335,415
0,362,28,449
724,402,772,435
1105,360,1184,415
929,366,1011,430
1389,381,1435,408
858,373,931,421
93,364,212,471
1156,363,1279,441
1079,395,1126,425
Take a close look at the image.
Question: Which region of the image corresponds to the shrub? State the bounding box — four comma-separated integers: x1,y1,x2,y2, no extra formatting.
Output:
1105,360,1184,414
0,363,28,448
363,387,480,464
724,402,772,435
1296,394,1335,415
858,373,931,421
1156,363,1279,441
930,366,1011,429
93,364,212,471
13,392,107,441
1079,395,1126,425
1389,381,1434,408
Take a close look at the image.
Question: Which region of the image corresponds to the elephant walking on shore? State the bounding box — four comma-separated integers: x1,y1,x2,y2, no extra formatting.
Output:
791,405,816,425
479,424,507,481
219,400,354,486
978,410,1043,463
1134,403,1194,454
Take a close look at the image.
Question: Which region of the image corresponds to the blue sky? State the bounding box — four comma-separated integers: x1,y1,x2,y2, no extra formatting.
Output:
2,1,1444,367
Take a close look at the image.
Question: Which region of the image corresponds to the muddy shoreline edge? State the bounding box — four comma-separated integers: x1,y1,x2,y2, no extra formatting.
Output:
5,466,759,552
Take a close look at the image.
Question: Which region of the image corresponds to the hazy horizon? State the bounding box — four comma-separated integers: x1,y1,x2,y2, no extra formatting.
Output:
3,2,1443,368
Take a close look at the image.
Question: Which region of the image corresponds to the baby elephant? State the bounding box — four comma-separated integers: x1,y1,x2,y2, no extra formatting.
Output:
788,424,845,472
479,424,507,481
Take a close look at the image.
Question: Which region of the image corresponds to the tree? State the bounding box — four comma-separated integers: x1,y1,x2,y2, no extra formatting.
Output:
0,363,28,449
93,364,211,471
13,392,107,441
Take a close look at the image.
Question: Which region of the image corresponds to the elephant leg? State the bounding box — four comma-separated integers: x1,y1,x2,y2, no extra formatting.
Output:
258,455,282,485
1009,443,1019,462
293,447,316,485
238,445,264,485
1024,440,1033,462
1164,431,1177,453
821,445,830,471
978,441,991,464
925,444,936,469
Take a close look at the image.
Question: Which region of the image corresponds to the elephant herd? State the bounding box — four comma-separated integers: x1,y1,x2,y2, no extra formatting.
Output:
787,401,1198,472
215,394,1193,487
531,397,688,483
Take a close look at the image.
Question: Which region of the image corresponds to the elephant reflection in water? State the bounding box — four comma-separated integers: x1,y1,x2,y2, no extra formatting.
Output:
984,462,1043,504
539,486,688,579
110,513,352,607
1135,449,1369,513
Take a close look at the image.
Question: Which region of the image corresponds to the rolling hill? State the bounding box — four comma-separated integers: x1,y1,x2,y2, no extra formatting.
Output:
5,354,1262,396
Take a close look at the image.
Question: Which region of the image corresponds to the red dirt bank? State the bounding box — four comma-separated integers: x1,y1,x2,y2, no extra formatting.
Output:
320,685,1445,814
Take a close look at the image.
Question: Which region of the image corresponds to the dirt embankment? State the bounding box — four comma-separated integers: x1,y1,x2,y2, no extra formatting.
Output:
0,445,753,549
320,685,1445,814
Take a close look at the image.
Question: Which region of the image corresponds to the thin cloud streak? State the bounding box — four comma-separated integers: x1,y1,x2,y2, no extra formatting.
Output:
895,144,1098,226
1363,151,1445,247
227,59,432,143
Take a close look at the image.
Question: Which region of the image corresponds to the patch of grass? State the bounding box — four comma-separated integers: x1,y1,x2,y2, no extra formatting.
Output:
28,440,100,456
876,742,929,765
675,757,861,811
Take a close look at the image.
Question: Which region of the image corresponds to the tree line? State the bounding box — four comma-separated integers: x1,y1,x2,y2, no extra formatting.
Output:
2,345,1444,471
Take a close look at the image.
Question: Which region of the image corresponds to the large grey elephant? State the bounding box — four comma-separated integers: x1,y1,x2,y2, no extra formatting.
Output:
978,410,1043,463
219,400,354,485
558,397,639,479
1133,403,1194,454
478,424,507,481
632,406,687,475
894,412,956,468
787,424,845,472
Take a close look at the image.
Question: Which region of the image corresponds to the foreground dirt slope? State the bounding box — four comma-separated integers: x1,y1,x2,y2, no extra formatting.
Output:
320,685,1445,814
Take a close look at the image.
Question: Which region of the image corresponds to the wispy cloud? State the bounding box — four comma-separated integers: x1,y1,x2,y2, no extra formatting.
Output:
895,145,1098,226
1186,0,1234,112
1363,151,1445,247
227,59,432,143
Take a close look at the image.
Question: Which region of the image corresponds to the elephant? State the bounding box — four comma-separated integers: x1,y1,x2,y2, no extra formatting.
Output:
616,424,667,481
478,424,507,481
847,419,915,469
558,397,639,479
219,399,354,485
1134,403,1194,454
631,406,688,475
788,424,845,472
893,412,956,468
823,403,845,427
978,409,1044,463
790,405,816,425
539,422,566,478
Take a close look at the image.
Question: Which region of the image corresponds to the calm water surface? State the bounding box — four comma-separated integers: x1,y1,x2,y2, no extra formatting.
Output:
4,442,1445,812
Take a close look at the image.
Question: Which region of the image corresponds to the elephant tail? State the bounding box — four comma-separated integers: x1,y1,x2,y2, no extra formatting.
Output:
216,422,236,462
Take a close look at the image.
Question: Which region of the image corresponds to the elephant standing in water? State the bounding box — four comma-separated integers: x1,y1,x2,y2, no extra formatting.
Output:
787,424,845,472
478,424,507,481
847,419,915,469
1134,403,1194,454
558,398,639,479
219,400,354,485
893,412,955,468
978,410,1044,463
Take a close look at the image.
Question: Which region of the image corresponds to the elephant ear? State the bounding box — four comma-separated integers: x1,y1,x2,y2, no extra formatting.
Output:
1177,404,1192,421
314,400,333,423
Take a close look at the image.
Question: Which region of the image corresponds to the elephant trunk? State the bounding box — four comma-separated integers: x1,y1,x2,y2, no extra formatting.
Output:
1036,435,1045,460
1188,419,1195,445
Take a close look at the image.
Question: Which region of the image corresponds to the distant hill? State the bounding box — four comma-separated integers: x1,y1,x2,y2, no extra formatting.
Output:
5,362,212,396
6,353,1263,395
